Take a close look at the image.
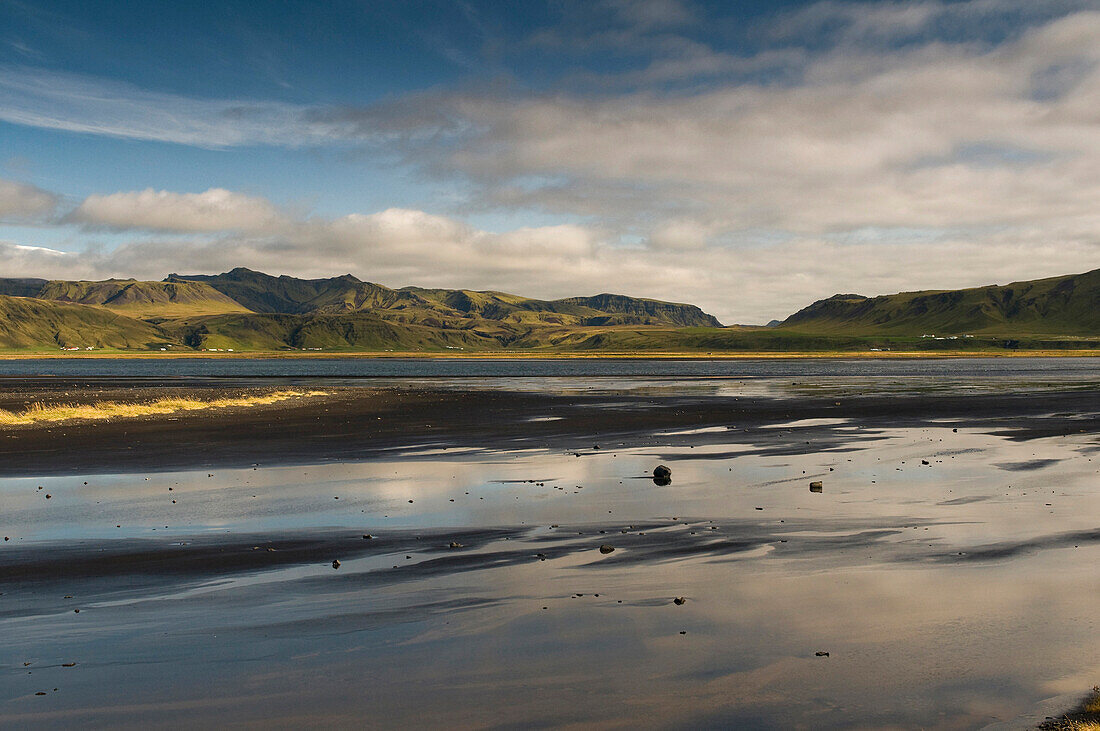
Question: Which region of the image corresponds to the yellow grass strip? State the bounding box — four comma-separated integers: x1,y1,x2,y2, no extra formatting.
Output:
0,390,327,426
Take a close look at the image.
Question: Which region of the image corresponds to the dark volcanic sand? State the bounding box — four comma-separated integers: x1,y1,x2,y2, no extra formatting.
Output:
0,377,1096,475
2,371,1100,729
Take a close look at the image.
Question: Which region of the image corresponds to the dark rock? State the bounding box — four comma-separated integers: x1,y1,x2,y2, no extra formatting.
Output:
449,541,463,549
362,534,373,539
815,651,829,657
331,559,341,569
653,465,671,479
673,597,686,605
809,481,823,492
599,544,615,554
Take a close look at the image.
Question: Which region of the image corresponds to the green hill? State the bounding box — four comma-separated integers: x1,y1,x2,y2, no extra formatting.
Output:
779,269,1100,336
0,278,249,318
170,268,722,327
4,266,1100,353
0,295,169,350
166,268,424,315
166,312,507,351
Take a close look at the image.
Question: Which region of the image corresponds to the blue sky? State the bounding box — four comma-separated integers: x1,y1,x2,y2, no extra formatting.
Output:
1,0,1099,322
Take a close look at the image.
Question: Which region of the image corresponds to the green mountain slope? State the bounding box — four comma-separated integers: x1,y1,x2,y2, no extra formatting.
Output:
779,269,1100,336
0,295,169,349
171,268,723,327
167,313,507,351
167,268,428,315
5,266,1100,353
0,278,249,318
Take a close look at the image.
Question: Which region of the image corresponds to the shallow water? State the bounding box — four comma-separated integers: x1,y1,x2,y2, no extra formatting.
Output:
2,367,1100,729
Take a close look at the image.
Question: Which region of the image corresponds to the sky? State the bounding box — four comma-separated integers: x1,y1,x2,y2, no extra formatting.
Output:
1,0,1099,324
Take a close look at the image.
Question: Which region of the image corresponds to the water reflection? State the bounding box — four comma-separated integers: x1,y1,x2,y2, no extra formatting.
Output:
2,418,1099,728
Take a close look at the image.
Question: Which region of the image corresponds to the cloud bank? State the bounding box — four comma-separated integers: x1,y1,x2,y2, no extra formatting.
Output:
0,178,58,220
3,0,1100,321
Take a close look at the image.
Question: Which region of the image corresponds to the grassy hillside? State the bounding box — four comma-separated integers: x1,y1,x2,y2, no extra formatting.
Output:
167,268,424,315
0,295,170,350
780,269,1100,336
0,278,249,318
166,312,506,351
4,266,1100,353
171,268,723,327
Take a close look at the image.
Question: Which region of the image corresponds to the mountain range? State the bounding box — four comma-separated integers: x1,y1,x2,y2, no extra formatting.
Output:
1,266,1099,352
779,269,1100,336
0,268,723,351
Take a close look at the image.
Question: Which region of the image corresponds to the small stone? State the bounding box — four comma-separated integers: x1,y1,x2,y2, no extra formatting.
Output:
809,481,823,492
363,534,373,539
815,651,830,657
449,541,463,549
673,597,686,605
653,465,671,479
599,544,615,554
331,560,341,569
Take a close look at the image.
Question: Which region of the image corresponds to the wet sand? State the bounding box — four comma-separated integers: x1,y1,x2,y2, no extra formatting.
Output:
0,377,1098,475
2,372,1100,728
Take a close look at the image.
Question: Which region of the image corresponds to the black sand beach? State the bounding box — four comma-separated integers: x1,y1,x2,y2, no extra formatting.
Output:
0,375,1097,475
2,360,1099,729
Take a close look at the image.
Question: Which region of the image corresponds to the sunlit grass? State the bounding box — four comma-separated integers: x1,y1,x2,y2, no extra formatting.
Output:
0,390,327,426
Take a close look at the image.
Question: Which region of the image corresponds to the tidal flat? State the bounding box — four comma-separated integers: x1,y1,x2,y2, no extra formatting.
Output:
1,358,1099,729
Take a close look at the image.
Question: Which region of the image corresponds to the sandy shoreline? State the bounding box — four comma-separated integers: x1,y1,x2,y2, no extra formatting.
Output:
0,377,1097,476
3,371,1100,727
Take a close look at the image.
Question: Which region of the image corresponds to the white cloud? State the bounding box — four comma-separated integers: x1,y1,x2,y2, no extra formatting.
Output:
68,188,288,233
4,195,1098,324
4,2,1100,322
0,240,90,279
0,178,58,220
